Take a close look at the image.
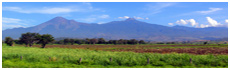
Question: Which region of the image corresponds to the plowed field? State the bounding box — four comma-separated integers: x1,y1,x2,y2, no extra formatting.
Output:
18,44,228,55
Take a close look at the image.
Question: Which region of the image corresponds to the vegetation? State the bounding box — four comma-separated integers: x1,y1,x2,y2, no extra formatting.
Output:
4,37,14,46
2,44,228,68
19,32,40,47
2,32,228,68
37,34,54,48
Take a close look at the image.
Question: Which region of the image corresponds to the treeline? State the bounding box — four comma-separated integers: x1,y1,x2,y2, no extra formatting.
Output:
4,32,54,48
54,38,146,45
3,32,146,48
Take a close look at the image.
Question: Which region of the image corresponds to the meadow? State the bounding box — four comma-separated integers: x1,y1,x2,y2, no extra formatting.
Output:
2,44,228,68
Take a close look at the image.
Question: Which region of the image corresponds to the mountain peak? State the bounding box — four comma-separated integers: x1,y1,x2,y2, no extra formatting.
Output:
125,18,136,21
51,16,67,21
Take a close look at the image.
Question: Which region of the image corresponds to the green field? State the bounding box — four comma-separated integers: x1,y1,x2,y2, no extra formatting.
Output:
2,44,228,68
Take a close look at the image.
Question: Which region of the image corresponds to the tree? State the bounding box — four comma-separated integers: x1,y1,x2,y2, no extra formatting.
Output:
118,39,124,44
129,39,138,44
112,40,118,45
19,32,40,47
4,37,14,46
139,40,146,44
69,39,75,45
85,38,90,44
14,40,23,44
57,40,64,45
108,40,113,44
98,38,106,44
204,41,208,45
64,38,70,45
75,39,83,45
90,38,98,45
123,40,128,44
37,34,54,48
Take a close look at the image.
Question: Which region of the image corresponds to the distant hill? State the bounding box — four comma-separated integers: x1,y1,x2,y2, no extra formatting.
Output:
2,17,228,41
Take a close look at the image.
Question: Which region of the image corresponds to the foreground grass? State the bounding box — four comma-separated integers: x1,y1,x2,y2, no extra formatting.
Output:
2,45,228,68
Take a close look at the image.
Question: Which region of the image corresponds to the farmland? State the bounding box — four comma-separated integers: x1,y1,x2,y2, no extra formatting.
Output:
21,44,228,55
2,44,228,68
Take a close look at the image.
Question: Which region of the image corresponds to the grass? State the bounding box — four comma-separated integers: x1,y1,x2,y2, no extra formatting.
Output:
2,44,228,68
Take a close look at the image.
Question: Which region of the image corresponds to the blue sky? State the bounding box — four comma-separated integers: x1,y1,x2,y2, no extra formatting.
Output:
2,2,228,30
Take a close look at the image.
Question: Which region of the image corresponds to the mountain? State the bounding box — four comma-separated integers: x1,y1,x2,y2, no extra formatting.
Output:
2,17,228,41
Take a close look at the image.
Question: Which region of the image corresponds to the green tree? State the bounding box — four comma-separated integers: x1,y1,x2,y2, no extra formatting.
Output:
98,38,106,44
112,40,118,45
4,37,14,46
129,39,138,44
118,39,124,44
69,39,75,45
139,40,145,44
19,32,40,47
37,34,54,48
64,38,70,45
14,40,23,44
90,38,98,45
108,40,113,44
85,38,90,44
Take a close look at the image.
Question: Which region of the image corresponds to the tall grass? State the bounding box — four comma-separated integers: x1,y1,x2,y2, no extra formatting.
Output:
2,44,228,68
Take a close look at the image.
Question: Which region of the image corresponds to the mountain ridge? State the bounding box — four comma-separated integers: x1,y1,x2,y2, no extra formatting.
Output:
2,17,228,41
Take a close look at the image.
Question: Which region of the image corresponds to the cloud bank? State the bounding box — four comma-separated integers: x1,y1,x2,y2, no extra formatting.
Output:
2,17,31,30
118,16,149,20
196,8,223,15
175,19,199,26
169,17,227,28
2,3,101,14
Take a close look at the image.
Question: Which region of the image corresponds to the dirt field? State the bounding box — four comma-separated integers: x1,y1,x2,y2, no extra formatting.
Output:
104,47,228,55
18,44,228,55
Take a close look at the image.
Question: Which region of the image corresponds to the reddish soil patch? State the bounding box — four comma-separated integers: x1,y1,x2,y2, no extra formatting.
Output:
105,47,228,55
17,44,228,55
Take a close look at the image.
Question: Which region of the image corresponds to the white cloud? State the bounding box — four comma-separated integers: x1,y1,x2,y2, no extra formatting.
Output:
134,16,144,19
76,14,109,23
170,17,227,28
175,19,199,26
2,3,102,14
98,15,109,19
198,17,226,28
171,19,199,27
118,16,130,19
143,3,176,15
176,19,187,25
118,16,149,20
97,22,106,24
206,17,221,27
178,8,224,16
3,7,74,14
187,19,198,26
199,24,210,28
226,19,228,23
196,8,223,15
168,23,174,26
2,17,32,30
2,17,22,24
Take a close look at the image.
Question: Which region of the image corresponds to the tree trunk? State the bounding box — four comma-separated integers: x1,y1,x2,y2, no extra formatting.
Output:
41,44,46,48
